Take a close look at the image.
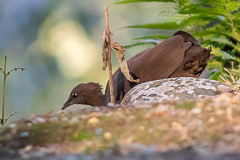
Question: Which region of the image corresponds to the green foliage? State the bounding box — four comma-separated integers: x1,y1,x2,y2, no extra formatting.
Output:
118,0,240,80
126,22,178,29
116,0,176,4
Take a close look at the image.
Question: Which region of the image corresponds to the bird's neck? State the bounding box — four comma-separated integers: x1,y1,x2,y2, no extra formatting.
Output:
87,92,105,107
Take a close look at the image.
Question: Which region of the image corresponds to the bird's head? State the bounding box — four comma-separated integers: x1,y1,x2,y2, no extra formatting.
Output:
62,82,104,110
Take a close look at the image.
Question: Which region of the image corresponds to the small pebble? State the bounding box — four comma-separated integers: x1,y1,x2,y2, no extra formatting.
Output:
107,103,115,107
191,108,202,115
233,125,240,132
171,122,183,131
20,132,29,137
226,107,233,122
27,123,32,127
139,125,145,131
24,145,33,151
155,105,170,115
148,128,154,133
216,109,225,116
95,107,100,111
195,102,204,108
135,104,152,108
34,117,46,124
125,137,134,144
30,151,44,158
105,112,113,117
49,117,58,122
61,117,68,121
8,123,17,129
128,115,136,121
206,106,213,112
95,128,103,135
103,132,112,140
88,117,99,125
69,117,79,124
208,116,215,124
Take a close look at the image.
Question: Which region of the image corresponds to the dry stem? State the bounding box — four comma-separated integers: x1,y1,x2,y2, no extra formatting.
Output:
1,56,7,125
5,112,17,124
105,6,115,103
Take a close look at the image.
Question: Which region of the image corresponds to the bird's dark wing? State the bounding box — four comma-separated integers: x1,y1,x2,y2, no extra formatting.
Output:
128,35,187,82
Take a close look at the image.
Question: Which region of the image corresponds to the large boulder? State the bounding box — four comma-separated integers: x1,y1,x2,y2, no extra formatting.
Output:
121,77,228,105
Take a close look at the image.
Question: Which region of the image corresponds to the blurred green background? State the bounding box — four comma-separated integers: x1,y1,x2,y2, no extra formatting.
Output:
0,0,174,123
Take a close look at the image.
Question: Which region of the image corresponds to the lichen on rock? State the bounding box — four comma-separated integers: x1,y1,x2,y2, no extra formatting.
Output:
121,77,228,105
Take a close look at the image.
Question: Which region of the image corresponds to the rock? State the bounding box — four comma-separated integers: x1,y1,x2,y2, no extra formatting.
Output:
217,85,233,94
121,77,227,105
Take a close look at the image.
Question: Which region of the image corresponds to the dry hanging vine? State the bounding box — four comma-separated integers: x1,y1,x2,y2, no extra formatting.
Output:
102,5,115,103
102,2,139,103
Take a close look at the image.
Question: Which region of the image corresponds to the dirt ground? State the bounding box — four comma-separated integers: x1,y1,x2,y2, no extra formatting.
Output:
1,93,240,159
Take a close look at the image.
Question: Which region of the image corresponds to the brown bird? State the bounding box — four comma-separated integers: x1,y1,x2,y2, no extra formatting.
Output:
62,31,213,109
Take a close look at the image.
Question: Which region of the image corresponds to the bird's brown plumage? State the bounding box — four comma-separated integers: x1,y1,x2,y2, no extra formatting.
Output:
103,31,212,104
63,31,213,109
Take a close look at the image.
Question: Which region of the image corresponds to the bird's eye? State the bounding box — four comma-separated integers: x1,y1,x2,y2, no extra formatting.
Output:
72,93,77,98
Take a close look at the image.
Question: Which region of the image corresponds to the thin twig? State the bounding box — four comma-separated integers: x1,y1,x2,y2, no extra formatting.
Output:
224,68,235,83
8,67,26,74
105,5,115,103
220,75,232,86
5,112,17,123
1,56,7,125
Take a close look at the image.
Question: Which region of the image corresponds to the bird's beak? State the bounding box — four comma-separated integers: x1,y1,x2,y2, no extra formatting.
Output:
62,101,74,110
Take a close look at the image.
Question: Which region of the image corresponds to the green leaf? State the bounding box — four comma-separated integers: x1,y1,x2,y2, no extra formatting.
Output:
179,15,220,28
194,29,240,44
179,4,226,16
207,59,223,70
231,82,238,86
209,70,221,80
232,12,240,21
198,0,225,6
124,41,157,48
178,0,191,7
134,34,171,40
205,46,230,58
201,39,240,56
226,1,239,12
116,0,176,4
126,22,178,29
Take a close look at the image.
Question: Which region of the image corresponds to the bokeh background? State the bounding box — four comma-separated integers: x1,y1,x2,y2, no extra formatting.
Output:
0,0,175,124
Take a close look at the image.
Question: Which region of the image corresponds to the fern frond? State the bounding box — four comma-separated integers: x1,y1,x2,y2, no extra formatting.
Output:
116,0,175,4
126,22,178,30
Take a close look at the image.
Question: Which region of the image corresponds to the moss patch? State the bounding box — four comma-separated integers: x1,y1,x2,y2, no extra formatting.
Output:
72,132,93,142
175,101,196,110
